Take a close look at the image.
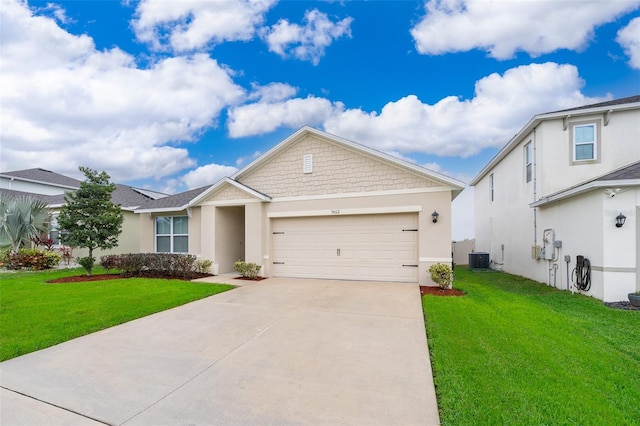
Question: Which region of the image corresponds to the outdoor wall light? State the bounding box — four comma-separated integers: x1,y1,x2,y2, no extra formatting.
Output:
615,213,626,228
432,210,439,223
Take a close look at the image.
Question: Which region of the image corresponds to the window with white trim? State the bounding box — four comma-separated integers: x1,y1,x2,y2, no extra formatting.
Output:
156,216,188,253
524,142,532,183
573,123,597,161
48,214,60,246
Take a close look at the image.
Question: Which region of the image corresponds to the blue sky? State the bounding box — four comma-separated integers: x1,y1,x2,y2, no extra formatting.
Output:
1,0,639,239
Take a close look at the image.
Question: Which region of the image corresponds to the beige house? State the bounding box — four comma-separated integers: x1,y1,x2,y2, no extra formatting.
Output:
136,127,464,285
0,168,166,258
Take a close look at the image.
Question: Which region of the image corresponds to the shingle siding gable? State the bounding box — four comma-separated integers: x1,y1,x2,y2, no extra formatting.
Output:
237,134,440,198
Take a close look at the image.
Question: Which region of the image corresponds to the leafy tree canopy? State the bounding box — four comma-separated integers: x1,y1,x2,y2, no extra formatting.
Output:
58,167,123,275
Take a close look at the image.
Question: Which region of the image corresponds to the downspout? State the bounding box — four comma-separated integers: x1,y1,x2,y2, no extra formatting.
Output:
533,127,538,249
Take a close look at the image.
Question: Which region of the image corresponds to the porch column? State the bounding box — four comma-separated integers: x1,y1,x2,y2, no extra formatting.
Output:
245,202,264,273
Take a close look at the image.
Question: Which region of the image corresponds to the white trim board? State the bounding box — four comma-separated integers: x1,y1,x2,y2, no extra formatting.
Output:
267,205,422,218
272,186,451,203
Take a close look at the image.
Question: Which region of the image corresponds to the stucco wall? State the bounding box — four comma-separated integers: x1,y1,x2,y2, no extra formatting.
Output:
74,211,141,259
474,133,537,275
238,135,438,198
537,109,640,196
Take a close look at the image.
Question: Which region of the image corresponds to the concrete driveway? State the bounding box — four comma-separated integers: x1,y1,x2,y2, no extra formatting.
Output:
0,277,439,425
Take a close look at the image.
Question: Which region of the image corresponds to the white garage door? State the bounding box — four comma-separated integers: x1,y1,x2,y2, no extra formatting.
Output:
271,213,418,282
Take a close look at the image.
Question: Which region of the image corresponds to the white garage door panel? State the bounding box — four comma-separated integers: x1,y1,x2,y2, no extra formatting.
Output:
272,214,418,282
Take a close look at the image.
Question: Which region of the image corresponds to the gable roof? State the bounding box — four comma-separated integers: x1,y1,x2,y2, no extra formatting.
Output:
0,188,64,205
530,160,640,207
135,127,465,214
111,185,163,210
0,168,167,210
0,168,82,189
191,178,271,205
547,95,640,114
470,95,640,186
135,185,211,212
135,178,270,213
233,126,465,193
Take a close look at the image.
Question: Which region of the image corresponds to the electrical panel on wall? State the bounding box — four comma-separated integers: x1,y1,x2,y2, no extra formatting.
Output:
543,229,555,260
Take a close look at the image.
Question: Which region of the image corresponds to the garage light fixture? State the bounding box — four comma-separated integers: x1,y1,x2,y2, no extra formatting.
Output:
615,213,626,228
432,210,439,223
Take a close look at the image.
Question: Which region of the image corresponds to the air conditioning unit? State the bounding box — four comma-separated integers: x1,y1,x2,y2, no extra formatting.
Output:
468,252,490,269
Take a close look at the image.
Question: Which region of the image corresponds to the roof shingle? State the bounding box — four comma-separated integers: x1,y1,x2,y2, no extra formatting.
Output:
1,168,82,188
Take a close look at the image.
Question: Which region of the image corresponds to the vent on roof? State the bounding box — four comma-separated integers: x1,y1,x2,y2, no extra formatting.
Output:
303,154,313,174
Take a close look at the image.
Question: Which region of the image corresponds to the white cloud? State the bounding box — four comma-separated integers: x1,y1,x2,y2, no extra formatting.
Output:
323,63,608,157
617,17,640,69
181,164,239,189
227,96,343,137
0,0,245,182
236,151,262,167
411,0,640,59
36,2,72,24
262,9,353,65
132,0,277,52
248,82,298,102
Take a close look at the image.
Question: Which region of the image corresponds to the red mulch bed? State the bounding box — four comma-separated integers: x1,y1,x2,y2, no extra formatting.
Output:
47,272,214,284
234,276,268,281
420,286,465,296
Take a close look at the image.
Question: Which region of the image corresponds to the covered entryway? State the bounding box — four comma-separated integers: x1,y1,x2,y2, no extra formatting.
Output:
215,206,245,274
271,213,418,282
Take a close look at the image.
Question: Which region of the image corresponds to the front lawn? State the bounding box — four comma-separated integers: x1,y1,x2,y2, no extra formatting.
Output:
423,268,640,425
0,268,234,361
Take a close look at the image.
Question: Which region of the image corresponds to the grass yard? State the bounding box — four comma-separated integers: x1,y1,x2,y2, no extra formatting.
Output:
0,268,234,361
423,268,640,425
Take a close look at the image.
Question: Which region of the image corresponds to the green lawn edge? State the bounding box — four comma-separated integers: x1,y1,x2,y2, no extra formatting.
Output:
422,268,640,425
0,268,234,361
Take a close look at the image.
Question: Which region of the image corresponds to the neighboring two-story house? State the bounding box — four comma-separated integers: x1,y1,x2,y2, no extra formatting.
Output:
0,168,166,257
471,95,640,302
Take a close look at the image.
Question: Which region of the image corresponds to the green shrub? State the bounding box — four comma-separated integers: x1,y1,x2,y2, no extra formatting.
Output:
4,249,60,270
0,248,11,268
428,263,453,290
233,261,262,279
77,256,95,275
101,253,198,278
195,258,213,274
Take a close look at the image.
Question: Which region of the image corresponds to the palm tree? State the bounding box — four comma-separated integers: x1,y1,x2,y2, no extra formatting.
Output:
0,194,51,254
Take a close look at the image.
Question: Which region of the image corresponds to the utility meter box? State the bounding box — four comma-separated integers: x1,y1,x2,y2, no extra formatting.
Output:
531,245,541,260
543,229,556,260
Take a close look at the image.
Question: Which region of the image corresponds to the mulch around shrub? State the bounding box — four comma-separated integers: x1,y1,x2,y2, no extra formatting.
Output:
234,276,268,281
47,272,214,283
420,286,465,296
604,301,640,311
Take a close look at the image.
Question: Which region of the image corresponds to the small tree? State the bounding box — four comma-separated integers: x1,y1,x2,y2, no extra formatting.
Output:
0,194,51,254
57,167,123,276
